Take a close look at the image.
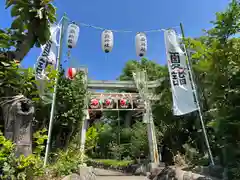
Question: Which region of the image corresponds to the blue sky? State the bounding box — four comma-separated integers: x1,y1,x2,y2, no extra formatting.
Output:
0,0,230,80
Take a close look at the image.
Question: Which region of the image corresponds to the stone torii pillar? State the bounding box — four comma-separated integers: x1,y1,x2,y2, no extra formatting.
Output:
133,70,160,169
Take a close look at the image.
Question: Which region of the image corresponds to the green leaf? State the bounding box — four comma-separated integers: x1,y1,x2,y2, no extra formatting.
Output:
11,16,22,29
47,12,57,23
36,21,49,44
0,62,11,67
47,3,56,15
0,42,10,49
5,0,15,9
43,28,51,44
11,4,21,17
32,97,40,101
0,32,11,40
43,0,52,4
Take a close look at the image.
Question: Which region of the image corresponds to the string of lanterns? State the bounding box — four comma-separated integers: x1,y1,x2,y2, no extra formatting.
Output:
66,22,173,56
65,19,179,79
89,95,144,110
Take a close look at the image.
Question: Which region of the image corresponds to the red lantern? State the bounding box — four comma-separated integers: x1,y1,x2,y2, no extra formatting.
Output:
67,67,77,79
105,99,111,105
119,98,129,108
103,98,114,109
90,98,100,109
91,99,99,106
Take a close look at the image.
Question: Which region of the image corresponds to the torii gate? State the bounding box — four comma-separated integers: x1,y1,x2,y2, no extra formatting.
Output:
78,67,164,169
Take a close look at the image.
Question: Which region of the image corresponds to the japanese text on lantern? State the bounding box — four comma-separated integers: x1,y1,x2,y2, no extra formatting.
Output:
67,25,77,45
169,52,187,86
139,34,146,52
104,31,111,47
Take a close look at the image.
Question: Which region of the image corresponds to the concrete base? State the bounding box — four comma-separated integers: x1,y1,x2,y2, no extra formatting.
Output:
149,163,159,171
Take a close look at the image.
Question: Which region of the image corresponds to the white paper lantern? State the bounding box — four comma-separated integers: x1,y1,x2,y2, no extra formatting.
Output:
101,30,114,53
135,32,147,57
66,23,80,48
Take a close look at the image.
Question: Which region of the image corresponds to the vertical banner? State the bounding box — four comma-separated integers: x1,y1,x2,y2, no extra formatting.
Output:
164,29,197,115
35,25,60,100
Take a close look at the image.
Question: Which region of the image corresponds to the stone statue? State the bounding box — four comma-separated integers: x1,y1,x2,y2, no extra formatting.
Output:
1,95,34,157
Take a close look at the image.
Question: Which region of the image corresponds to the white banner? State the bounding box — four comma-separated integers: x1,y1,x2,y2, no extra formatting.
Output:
35,25,60,99
164,29,197,116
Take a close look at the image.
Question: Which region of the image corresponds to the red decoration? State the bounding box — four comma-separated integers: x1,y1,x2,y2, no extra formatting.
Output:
91,99,99,106
105,99,111,106
120,99,126,106
120,98,129,108
103,98,114,109
67,67,77,79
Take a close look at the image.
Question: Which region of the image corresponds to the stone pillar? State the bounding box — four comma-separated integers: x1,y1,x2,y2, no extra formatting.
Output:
80,110,89,164
2,103,15,141
13,100,34,157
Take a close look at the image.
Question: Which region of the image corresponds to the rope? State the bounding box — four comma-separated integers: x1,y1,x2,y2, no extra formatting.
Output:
0,95,33,134
74,21,179,33
0,95,33,115
0,95,25,107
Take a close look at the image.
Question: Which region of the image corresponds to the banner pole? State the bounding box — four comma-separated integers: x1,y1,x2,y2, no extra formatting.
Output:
43,13,67,167
179,23,215,166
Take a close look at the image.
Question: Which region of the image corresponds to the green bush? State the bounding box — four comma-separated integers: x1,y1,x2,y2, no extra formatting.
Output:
0,128,48,180
96,159,133,167
48,147,83,177
87,158,134,170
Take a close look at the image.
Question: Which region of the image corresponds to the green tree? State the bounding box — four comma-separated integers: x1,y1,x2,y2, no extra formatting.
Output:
0,0,57,145
1,0,56,62
129,122,149,159
186,0,240,178
50,69,86,150
96,123,113,158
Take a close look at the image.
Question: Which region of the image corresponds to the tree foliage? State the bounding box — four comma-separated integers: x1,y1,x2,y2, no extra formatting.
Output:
185,1,240,178
84,1,240,179
0,0,240,179
2,0,56,61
